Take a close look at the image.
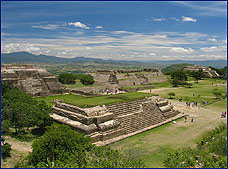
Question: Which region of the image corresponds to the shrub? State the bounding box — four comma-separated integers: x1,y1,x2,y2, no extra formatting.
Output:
172,78,180,87
58,73,76,84
80,74,95,85
1,139,12,159
168,92,175,99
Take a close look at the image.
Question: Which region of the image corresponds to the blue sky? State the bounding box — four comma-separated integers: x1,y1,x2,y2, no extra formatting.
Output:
1,1,227,61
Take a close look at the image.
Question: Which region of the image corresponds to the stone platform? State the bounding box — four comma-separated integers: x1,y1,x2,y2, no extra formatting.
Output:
51,96,182,145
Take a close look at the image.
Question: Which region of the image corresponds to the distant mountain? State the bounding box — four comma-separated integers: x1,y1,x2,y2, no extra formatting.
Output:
153,60,227,68
1,52,226,68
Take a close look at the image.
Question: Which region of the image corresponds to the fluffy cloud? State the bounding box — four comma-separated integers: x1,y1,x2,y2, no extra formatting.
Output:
31,24,59,30
96,26,103,29
182,16,197,22
170,47,194,53
200,46,227,52
207,38,217,42
68,22,89,29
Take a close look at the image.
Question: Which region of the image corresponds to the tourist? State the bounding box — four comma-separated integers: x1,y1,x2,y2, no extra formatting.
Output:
191,116,194,122
184,115,187,123
192,102,195,107
150,89,152,93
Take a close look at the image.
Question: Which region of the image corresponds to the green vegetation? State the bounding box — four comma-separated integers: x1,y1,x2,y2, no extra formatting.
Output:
78,74,95,85
36,92,158,108
17,124,144,168
162,63,192,75
171,70,188,81
1,138,12,159
164,124,227,168
168,92,175,99
58,73,77,84
1,82,53,134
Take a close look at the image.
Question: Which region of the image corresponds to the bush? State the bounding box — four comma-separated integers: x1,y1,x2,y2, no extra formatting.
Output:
25,124,144,168
168,92,175,99
1,120,10,135
58,73,76,84
80,74,95,85
1,139,12,159
171,70,188,81
172,78,180,87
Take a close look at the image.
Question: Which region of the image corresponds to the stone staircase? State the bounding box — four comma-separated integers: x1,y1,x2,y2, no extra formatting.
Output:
51,96,181,145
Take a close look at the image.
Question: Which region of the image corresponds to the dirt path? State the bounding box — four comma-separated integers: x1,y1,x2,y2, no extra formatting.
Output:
139,87,182,93
4,137,32,153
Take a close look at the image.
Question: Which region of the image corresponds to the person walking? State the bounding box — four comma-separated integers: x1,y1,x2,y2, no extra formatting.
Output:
184,115,187,123
191,115,194,122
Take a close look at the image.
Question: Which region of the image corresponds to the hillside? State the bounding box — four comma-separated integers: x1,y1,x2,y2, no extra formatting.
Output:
1,52,226,70
161,63,193,74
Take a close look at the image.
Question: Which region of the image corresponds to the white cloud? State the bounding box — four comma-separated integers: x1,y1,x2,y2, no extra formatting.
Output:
170,47,194,53
207,38,217,42
68,22,89,29
170,17,180,22
182,16,197,22
96,26,103,29
200,46,227,52
149,53,156,56
31,24,59,30
152,17,165,21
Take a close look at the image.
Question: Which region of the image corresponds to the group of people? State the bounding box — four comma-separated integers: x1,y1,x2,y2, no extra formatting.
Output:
184,115,194,123
221,111,227,118
186,101,200,109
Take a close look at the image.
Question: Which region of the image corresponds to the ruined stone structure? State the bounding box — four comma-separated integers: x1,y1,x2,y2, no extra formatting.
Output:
51,96,183,145
1,64,65,96
183,65,220,78
89,69,168,87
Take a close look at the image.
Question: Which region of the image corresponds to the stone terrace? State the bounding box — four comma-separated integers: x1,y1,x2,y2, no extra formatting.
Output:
51,96,183,145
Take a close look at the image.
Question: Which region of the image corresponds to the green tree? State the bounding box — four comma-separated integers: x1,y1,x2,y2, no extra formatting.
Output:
80,74,95,85
1,120,10,135
26,124,144,168
172,78,180,87
193,69,204,82
168,92,175,99
1,138,12,159
58,73,76,84
171,70,188,81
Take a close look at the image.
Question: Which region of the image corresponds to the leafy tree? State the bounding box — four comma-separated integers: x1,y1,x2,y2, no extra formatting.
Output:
1,120,10,135
80,74,95,85
1,82,53,134
26,124,144,168
171,70,188,81
168,92,175,99
1,138,12,159
58,73,76,84
172,78,180,87
186,83,193,88
192,69,204,82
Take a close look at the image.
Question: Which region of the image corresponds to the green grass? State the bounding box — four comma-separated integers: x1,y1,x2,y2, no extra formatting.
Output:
36,92,158,108
151,79,227,104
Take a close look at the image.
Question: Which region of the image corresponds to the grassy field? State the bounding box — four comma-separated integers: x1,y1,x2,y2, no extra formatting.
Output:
108,78,227,167
36,92,157,107
149,78,227,104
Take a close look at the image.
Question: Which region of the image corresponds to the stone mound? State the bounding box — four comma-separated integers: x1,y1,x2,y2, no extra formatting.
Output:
51,96,184,145
1,64,65,96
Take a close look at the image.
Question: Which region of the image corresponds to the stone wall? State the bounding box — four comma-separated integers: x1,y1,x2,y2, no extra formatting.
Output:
51,96,181,145
1,64,65,96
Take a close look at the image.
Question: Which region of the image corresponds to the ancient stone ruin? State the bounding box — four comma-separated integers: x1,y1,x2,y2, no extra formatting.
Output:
183,65,220,78
89,68,168,87
1,64,65,96
51,96,183,146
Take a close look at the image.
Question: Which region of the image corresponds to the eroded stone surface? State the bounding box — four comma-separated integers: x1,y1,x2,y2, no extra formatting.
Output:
1,64,65,96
